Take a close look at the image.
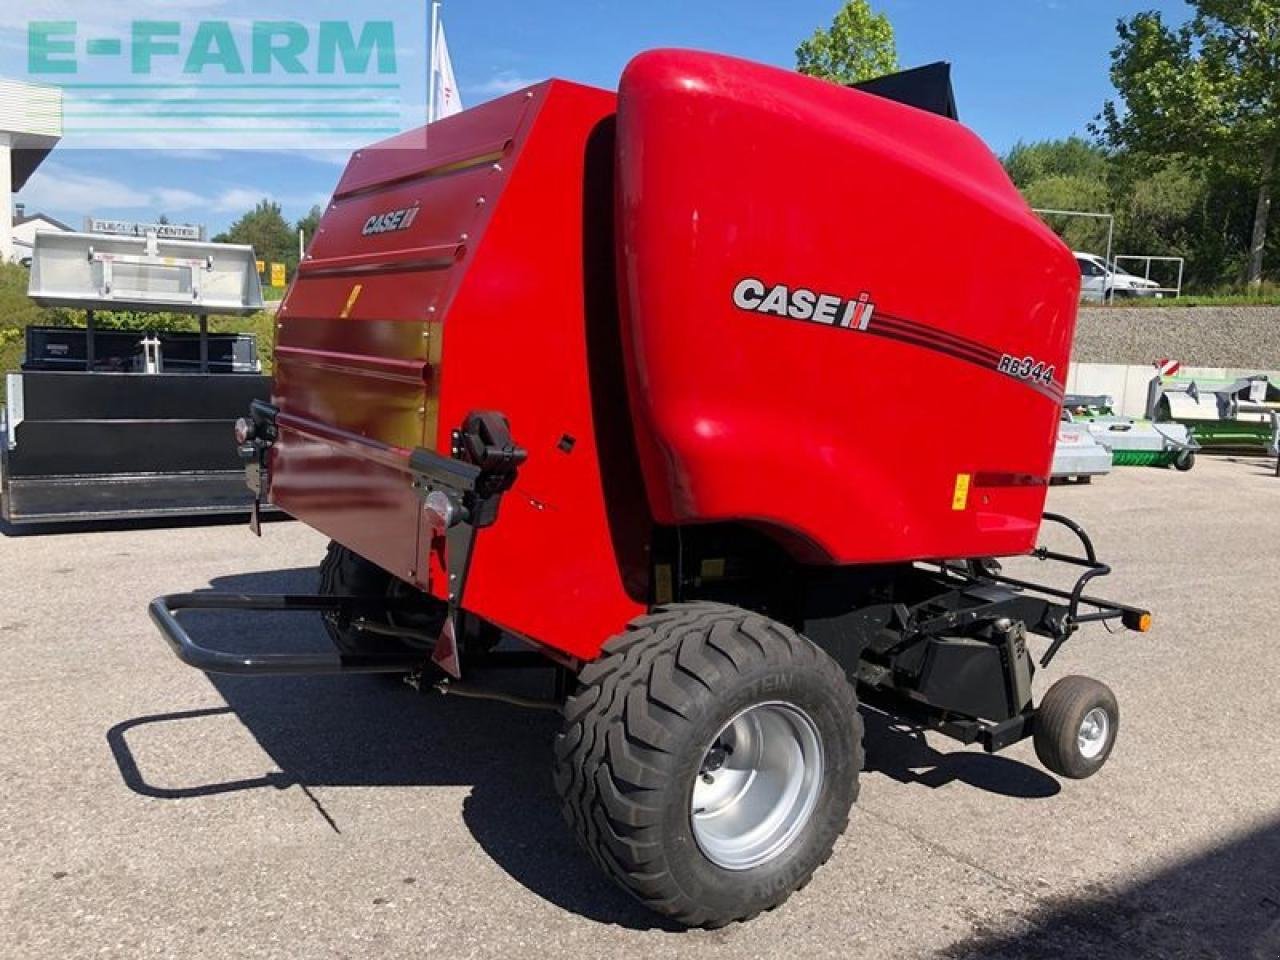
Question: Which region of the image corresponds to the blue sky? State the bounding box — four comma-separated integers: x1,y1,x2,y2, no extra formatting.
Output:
14,0,1193,235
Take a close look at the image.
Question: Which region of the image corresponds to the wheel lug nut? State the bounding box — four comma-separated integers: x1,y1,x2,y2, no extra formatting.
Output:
701,774,715,785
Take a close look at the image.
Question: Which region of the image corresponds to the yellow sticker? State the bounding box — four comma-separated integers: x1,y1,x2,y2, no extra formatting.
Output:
952,473,971,511
339,283,364,319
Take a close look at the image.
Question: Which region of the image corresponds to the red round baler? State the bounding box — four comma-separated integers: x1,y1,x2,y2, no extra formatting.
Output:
151,50,1149,928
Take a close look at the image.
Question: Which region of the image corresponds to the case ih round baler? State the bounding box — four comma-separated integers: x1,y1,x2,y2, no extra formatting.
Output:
150,50,1150,927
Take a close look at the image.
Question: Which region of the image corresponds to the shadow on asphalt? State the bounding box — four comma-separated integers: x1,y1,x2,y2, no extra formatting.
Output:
108,563,1060,931
107,563,676,931
939,815,1280,960
862,711,1061,799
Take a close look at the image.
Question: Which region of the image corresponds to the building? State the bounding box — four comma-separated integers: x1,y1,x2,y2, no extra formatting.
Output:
0,78,63,263
12,204,71,264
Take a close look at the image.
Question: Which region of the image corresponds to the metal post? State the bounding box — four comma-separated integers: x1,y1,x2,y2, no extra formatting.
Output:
198,315,209,374
1104,217,1115,305
85,309,96,371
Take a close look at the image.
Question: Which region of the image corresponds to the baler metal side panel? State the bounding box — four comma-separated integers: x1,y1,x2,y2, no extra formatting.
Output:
616,50,1080,565
271,81,650,660
270,88,538,583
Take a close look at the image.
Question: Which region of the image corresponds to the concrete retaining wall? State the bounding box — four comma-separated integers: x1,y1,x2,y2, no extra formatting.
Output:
1073,306,1280,367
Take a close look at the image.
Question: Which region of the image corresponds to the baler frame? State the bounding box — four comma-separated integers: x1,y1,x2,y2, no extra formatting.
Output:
149,508,1147,760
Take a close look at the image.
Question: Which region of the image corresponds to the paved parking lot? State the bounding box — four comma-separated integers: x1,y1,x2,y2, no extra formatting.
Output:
2,455,1278,959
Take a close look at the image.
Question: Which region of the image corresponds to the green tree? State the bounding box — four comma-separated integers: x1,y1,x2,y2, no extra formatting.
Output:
1022,176,1113,251
1097,2,1280,285
296,204,323,255
796,0,898,85
1004,136,1110,189
214,199,296,270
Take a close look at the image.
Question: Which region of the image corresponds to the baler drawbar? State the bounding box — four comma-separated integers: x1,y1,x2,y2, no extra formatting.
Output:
148,50,1151,928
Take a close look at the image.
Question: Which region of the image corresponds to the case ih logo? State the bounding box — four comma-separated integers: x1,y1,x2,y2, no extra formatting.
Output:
732,278,875,330
362,206,420,236
732,276,1063,401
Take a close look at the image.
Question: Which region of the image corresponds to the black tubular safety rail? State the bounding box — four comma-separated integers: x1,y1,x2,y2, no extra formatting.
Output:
148,593,428,676
970,512,1151,667
148,593,553,676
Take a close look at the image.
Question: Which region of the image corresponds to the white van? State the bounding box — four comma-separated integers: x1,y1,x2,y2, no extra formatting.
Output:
1074,252,1162,302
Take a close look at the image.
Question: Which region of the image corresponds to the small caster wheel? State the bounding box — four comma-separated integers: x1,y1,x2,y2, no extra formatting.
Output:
1034,676,1118,779
1174,451,1195,471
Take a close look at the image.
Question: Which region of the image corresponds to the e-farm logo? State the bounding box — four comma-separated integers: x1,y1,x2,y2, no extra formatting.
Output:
28,21,397,78
12,5,428,150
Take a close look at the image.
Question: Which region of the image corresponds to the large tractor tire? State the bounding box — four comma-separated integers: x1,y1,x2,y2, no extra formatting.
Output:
553,602,862,928
317,541,442,657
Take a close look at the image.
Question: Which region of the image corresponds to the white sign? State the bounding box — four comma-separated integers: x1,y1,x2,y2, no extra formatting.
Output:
88,219,203,241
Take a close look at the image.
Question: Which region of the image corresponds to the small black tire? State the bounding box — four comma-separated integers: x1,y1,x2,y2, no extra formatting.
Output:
1174,450,1195,471
317,541,442,657
1034,676,1119,780
553,602,862,928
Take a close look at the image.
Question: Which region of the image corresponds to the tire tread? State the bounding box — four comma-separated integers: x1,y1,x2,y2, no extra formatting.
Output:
553,602,862,927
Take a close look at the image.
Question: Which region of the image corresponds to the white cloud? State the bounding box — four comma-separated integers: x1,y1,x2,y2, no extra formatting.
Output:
472,71,538,98
17,164,154,212
16,162,326,223
212,187,270,212
211,186,331,215
153,187,206,209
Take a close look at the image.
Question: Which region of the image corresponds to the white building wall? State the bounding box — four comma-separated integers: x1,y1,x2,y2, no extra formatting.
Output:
0,133,11,263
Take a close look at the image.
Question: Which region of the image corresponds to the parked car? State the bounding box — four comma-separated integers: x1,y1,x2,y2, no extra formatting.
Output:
1074,252,1162,301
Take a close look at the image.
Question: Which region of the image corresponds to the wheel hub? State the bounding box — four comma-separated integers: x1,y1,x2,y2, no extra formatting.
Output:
690,702,824,871
1077,706,1110,759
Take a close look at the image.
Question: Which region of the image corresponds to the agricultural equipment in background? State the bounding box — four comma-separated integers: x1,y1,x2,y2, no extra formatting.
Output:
147,51,1150,928
1148,370,1280,460
1,231,270,524
1051,413,1113,483
1063,394,1199,470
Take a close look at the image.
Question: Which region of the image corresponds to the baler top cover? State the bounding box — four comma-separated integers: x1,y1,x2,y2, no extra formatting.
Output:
269,49,1078,655
616,51,1078,563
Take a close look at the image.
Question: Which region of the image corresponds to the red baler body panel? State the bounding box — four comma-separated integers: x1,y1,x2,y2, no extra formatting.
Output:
271,81,648,659
270,49,1078,662
617,51,1078,563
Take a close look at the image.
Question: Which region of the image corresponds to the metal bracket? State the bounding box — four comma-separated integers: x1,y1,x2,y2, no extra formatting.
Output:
240,400,279,538
410,411,526,679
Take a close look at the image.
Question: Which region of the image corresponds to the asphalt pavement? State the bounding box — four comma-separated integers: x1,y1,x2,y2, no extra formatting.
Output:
2,455,1278,959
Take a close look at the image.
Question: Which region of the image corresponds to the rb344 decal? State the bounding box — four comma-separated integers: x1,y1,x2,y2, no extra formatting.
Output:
731,276,1061,398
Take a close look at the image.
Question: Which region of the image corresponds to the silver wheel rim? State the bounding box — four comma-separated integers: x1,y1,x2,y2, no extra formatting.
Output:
690,702,824,871
1077,707,1110,760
